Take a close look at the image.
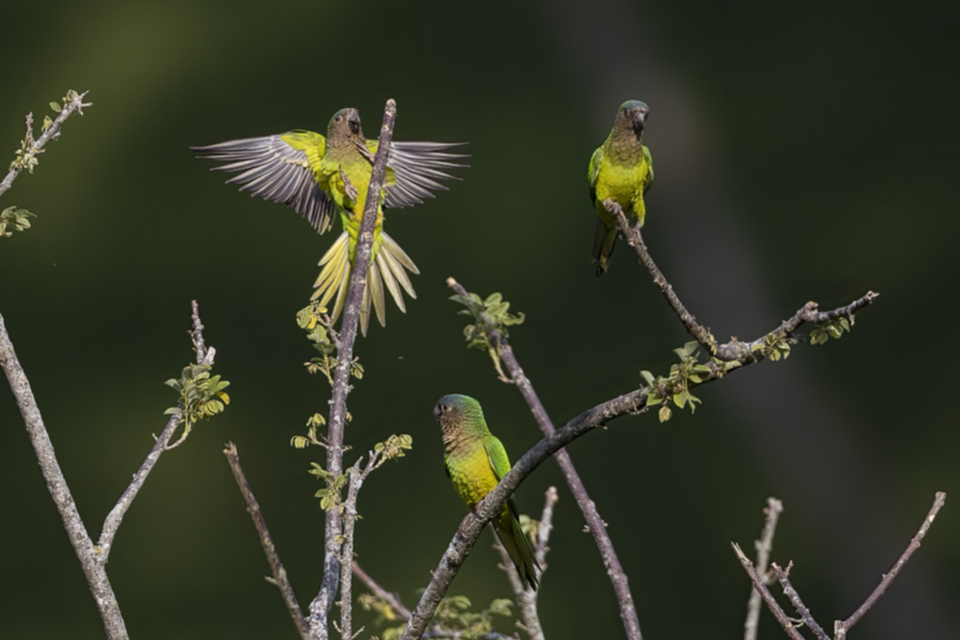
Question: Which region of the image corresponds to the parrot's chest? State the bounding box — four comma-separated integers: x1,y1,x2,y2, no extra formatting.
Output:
595,158,649,224
446,455,497,510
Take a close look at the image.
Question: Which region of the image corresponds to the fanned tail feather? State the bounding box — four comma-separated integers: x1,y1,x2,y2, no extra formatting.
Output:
311,230,420,336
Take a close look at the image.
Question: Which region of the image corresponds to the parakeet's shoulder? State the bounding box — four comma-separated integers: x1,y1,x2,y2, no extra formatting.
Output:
281,130,326,153
588,146,604,186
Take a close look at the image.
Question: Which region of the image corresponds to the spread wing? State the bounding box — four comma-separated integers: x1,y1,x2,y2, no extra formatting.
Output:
381,141,469,209
192,131,336,234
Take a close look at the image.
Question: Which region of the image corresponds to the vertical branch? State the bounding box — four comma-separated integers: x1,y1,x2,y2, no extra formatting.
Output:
309,99,398,637
447,277,643,640
0,312,128,640
731,543,805,640
224,442,311,640
495,486,558,640
743,497,784,640
338,454,379,640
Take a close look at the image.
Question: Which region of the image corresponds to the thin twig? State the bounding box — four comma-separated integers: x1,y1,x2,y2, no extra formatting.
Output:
352,562,413,621
309,98,398,639
339,452,382,640
0,312,128,639
495,486,557,640
447,277,643,640
607,200,878,362
834,492,947,639
0,90,92,198
731,544,805,640
744,497,784,640
223,442,311,640
98,301,213,557
771,563,829,640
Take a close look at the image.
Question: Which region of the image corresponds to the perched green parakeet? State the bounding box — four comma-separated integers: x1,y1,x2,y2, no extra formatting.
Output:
193,107,466,335
434,394,540,590
588,100,654,276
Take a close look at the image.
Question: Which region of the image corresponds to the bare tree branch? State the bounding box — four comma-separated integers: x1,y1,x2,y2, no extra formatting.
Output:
607,200,878,362
223,442,310,640
495,486,557,640
309,98,398,638
447,277,643,640
744,497,784,640
0,312,128,639
353,562,413,621
771,563,829,640
731,544,805,640
0,90,92,198
834,492,947,639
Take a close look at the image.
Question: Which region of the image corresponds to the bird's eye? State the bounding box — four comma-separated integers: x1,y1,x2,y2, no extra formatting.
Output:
335,115,342,123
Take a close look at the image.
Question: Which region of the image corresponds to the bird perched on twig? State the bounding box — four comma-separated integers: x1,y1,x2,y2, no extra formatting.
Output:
193,107,466,335
588,100,654,276
434,394,540,590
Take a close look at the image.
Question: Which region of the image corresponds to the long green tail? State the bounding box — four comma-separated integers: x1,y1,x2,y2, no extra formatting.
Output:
494,512,540,590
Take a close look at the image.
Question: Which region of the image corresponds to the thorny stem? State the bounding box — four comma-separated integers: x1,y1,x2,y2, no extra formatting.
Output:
607,200,878,362
0,90,92,198
223,442,311,640
744,498,784,640
309,98,397,639
448,277,643,640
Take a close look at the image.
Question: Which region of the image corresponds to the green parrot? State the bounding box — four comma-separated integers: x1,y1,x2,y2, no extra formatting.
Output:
588,100,654,276
193,107,466,335
434,394,540,590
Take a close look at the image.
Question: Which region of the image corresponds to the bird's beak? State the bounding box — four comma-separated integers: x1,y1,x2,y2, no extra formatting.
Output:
632,110,648,135
348,113,362,136
433,403,443,421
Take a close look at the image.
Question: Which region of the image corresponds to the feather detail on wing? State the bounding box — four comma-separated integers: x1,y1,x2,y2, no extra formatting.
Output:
383,141,469,209
192,132,336,234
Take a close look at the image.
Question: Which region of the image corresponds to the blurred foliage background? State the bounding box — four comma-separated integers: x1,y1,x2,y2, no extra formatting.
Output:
1,1,958,638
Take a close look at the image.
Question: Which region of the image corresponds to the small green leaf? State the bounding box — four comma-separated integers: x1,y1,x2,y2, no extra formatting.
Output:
49,101,62,113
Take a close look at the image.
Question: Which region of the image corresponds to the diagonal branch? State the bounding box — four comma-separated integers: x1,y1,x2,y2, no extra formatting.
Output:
834,491,947,639
448,277,642,640
731,544,805,640
607,200,878,362
353,562,413,621
407,282,874,640
224,442,311,640
771,563,829,640
744,497,784,640
98,300,214,560
309,98,398,638
0,90,92,199
0,311,127,640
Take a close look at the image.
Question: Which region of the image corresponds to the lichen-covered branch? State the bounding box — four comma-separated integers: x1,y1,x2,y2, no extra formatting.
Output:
0,90,92,199
224,442,311,640
309,98,398,639
0,311,127,640
743,497,783,640
447,278,643,640
607,200,878,362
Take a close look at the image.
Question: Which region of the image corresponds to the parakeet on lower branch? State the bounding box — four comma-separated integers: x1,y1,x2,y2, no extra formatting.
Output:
193,107,466,335
588,100,654,276
434,394,540,590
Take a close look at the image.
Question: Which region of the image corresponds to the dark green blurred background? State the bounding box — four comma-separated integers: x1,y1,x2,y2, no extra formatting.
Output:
2,1,958,638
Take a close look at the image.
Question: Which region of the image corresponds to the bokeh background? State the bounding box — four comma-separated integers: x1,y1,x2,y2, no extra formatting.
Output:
2,1,958,638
